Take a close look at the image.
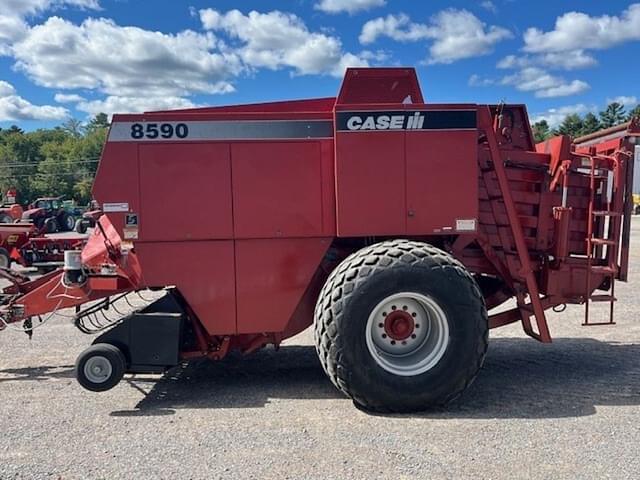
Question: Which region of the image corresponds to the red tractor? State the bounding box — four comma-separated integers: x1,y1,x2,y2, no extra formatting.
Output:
20,196,76,233
0,68,636,412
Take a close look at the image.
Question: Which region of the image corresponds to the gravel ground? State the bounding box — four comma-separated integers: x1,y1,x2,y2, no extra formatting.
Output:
1,220,640,479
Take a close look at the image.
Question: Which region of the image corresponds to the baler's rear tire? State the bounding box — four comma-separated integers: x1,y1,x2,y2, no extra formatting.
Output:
75,343,126,392
314,240,488,413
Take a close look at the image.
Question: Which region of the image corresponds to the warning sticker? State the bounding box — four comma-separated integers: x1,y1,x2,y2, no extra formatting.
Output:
456,219,477,232
123,228,138,240
103,202,129,212
125,214,138,227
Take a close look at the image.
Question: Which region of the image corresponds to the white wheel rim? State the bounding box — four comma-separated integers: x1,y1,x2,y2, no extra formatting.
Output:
365,292,450,376
84,356,113,384
0,255,8,268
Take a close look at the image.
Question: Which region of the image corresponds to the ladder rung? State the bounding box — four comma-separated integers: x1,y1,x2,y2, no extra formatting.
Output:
592,211,622,217
589,238,616,246
589,295,617,302
590,266,617,274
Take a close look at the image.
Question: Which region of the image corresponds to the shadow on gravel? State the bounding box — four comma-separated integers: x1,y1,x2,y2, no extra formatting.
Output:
0,365,74,383
110,337,640,419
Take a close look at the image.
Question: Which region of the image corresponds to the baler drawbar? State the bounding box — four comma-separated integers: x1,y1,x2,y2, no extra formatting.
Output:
0,68,637,412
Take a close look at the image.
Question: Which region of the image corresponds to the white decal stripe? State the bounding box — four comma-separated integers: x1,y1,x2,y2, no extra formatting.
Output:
108,120,334,142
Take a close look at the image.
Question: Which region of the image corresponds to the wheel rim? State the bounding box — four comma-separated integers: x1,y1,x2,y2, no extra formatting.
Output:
365,292,450,376
66,216,74,229
0,256,8,268
83,356,113,384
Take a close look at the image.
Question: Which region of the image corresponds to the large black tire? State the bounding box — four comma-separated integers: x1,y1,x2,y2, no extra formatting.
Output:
58,213,75,232
314,240,488,413
0,247,10,269
43,217,58,233
75,343,127,392
75,218,88,234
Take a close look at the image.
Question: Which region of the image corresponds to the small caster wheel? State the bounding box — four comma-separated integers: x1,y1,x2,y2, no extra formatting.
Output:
75,343,126,392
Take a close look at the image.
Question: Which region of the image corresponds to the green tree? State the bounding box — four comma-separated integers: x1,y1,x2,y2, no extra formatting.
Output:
580,113,601,136
628,105,640,121
532,120,551,143
599,102,627,129
61,118,84,138
556,114,584,138
84,113,109,134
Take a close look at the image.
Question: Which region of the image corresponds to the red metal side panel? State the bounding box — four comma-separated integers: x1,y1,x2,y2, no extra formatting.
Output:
92,142,140,234
335,131,406,236
231,142,325,238
319,140,337,236
406,131,477,234
138,143,233,241
135,241,236,335
235,238,330,334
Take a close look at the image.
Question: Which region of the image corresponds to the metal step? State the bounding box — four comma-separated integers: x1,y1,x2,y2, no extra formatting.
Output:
590,266,617,275
592,211,622,217
589,294,617,302
590,238,617,246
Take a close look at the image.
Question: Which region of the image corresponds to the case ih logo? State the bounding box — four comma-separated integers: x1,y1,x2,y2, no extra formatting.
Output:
337,110,477,132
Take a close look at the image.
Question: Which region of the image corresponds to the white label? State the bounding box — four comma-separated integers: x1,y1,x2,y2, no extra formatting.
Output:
456,219,477,232
123,228,138,240
103,202,129,212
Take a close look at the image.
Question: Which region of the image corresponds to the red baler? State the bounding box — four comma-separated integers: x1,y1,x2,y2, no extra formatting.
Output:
0,68,637,412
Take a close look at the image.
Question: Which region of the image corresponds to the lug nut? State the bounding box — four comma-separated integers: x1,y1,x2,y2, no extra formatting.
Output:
378,323,384,328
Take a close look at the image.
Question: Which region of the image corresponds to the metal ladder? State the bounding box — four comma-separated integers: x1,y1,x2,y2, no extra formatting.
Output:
583,154,621,326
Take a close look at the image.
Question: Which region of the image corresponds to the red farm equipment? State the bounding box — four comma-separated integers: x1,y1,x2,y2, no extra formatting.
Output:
0,223,84,272
0,68,636,412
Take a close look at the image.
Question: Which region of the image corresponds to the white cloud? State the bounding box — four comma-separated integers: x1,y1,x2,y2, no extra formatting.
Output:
54,93,85,103
531,103,596,128
359,10,512,64
468,74,494,87
315,0,386,15
524,3,640,53
12,17,240,97
535,80,590,98
75,95,196,118
200,9,367,76
501,67,589,98
497,50,597,70
606,96,638,107
0,0,100,53
0,80,68,120
480,1,497,14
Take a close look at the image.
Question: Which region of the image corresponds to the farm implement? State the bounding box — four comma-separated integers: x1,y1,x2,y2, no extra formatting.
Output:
0,68,637,412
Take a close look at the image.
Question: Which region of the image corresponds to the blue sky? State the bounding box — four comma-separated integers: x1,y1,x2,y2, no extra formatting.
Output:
0,0,639,130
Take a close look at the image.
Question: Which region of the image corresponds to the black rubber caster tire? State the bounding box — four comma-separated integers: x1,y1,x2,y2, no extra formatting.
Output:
75,343,126,392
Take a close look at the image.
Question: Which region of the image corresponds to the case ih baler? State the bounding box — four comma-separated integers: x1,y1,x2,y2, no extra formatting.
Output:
0,68,636,412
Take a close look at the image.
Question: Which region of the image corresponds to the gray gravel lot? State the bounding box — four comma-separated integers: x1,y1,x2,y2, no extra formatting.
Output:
1,220,640,479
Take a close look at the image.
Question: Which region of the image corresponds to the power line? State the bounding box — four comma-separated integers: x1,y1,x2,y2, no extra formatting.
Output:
0,172,95,179
0,158,101,168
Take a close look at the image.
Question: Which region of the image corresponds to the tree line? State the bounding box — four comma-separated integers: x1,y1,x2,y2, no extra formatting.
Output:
0,113,109,206
533,102,640,143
